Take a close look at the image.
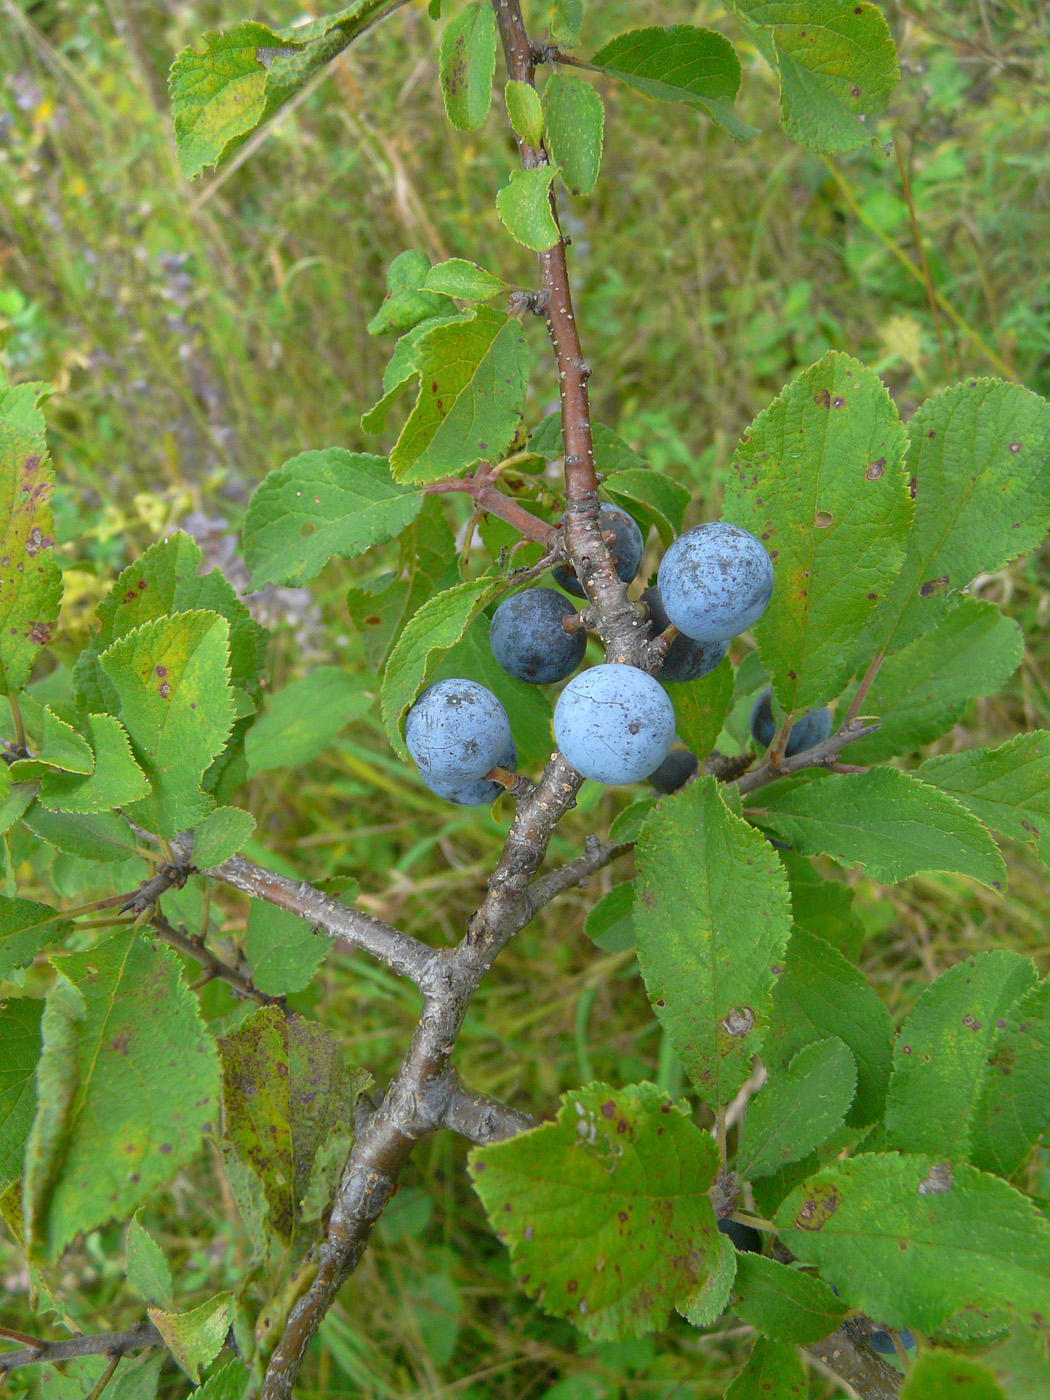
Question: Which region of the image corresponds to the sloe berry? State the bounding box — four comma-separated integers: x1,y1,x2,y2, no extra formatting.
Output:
641,586,728,683
489,588,586,685
553,664,675,785
649,748,698,795
658,522,774,643
717,1217,763,1255
553,503,644,598
405,679,511,785
427,739,517,806
749,688,833,757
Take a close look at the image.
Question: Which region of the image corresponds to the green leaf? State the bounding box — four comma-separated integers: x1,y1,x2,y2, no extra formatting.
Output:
439,2,497,131
0,376,52,434
100,612,235,840
24,930,221,1259
529,414,650,474
495,167,560,251
724,1337,807,1399
669,656,734,761
469,1082,723,1339
883,950,1037,1163
547,0,584,46
0,896,71,981
147,1294,231,1383
844,599,1024,764
765,927,892,1127
170,5,394,177
542,73,604,196
390,307,530,482
868,379,1050,657
751,767,1007,889
609,795,657,843
22,804,140,864
73,532,265,714
722,0,899,153
243,450,423,588
583,882,635,953
367,249,456,336
244,666,373,777
780,850,863,962
380,574,507,758
0,417,62,695
901,1351,1007,1400
191,805,256,868
917,732,1050,867
0,997,43,1189
219,1007,370,1242
634,777,792,1108
968,978,1050,1182
504,80,544,147
189,1360,249,1400
126,1211,174,1310
38,713,149,815
602,469,689,545
730,1252,848,1344
362,312,464,434
724,351,911,715
15,706,93,776
423,258,510,302
738,1038,856,1180
776,1153,1050,1333
244,900,327,997
591,26,756,142
431,614,553,773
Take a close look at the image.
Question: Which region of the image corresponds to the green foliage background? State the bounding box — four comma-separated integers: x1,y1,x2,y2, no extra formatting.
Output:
1,0,1049,1395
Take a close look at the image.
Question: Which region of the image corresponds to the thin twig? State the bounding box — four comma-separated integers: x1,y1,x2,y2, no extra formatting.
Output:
424,474,558,546
441,1081,536,1143
151,911,281,1007
735,720,881,796
0,1322,162,1375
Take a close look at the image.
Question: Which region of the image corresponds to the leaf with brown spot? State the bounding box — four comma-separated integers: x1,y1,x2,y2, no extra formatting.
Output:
0,417,62,695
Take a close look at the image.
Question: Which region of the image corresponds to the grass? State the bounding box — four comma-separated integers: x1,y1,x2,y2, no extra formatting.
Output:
1,0,1049,1395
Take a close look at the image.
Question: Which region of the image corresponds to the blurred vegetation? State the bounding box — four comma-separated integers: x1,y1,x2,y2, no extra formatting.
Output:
1,0,1049,1395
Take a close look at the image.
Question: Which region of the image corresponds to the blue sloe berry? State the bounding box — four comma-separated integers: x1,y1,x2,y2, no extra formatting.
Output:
489,588,586,685
749,687,833,757
553,503,644,598
649,748,698,795
553,663,675,785
717,1217,763,1255
427,739,517,806
657,522,774,643
405,678,511,786
868,1328,916,1355
641,586,728,683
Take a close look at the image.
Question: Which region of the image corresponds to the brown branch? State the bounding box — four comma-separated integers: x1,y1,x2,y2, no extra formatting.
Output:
441,1080,536,1143
425,474,558,547
735,719,882,796
0,1322,162,1374
151,911,282,1007
805,1325,901,1400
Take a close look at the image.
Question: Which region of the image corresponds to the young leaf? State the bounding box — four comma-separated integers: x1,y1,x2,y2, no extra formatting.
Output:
583,881,635,953
380,574,507,758
602,468,690,544
38,713,149,815
868,378,1050,657
390,308,530,482
730,1252,848,1344
495,167,560,251
0,374,52,434
724,1337,807,1399
765,927,892,1127
100,612,235,840
366,249,456,336
917,732,1050,867
244,667,373,777
843,599,1023,764
722,1,899,153
969,978,1050,1182
188,1360,249,1400
542,73,604,196
883,950,1037,1162
191,805,256,869
669,656,734,762
423,258,510,302
469,1082,724,1340
901,1353,1006,1400
0,896,72,981
591,26,756,142
634,777,792,1108
0,997,43,1189
219,1006,370,1241
529,414,650,473
362,311,464,434
776,1154,1050,1334
24,930,221,1259
147,1294,231,1383
126,1211,174,1310
439,2,497,131
751,767,1007,889
244,901,327,997
504,80,544,147
243,450,423,588
547,0,584,47
737,1038,857,1180
10,706,93,777
0,417,62,696
723,351,911,716
780,850,864,963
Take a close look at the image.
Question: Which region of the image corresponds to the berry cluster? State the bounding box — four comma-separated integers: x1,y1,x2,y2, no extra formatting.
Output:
405,513,805,801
